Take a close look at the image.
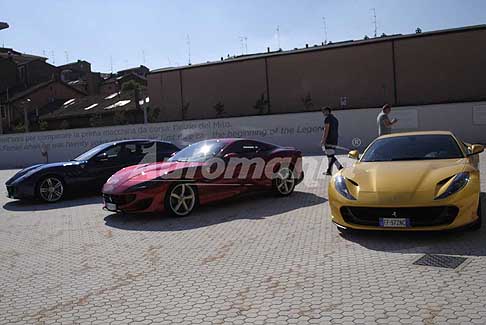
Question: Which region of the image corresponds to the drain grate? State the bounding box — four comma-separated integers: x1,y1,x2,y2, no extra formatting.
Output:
413,254,467,269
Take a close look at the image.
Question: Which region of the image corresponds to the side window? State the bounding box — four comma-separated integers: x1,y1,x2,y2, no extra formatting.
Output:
227,141,261,155
95,145,122,160
156,142,178,153
123,144,138,154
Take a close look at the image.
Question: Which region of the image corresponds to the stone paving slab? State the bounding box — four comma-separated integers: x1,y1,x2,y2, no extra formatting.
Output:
0,154,485,324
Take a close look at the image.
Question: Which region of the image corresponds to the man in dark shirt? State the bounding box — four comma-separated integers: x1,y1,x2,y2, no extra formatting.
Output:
320,107,343,175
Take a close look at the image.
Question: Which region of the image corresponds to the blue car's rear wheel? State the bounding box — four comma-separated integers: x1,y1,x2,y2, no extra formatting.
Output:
37,176,65,203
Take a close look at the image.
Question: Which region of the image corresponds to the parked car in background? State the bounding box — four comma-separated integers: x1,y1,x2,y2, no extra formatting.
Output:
329,131,483,232
5,140,179,203
102,138,304,216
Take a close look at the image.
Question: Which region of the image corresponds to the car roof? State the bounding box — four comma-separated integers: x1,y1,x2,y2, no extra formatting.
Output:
202,138,279,147
104,139,175,146
377,131,454,139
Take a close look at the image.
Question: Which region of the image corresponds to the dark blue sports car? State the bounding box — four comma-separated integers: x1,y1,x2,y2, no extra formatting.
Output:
5,139,179,202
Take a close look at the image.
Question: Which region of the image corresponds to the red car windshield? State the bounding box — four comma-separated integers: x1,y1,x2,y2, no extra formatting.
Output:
168,140,226,162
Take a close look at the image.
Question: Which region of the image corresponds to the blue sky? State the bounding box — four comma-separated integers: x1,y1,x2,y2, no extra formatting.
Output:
0,0,485,72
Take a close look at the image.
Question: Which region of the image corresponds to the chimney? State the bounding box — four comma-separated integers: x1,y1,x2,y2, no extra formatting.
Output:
305,44,309,48
267,47,270,53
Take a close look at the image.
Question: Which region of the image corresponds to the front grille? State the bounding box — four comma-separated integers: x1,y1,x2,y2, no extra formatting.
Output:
103,194,136,206
341,206,459,227
129,198,153,211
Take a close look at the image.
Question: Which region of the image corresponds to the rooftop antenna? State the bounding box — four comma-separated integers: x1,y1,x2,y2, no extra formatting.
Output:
371,8,377,37
322,17,328,44
50,50,55,64
276,25,281,50
239,36,248,54
186,34,191,65
64,51,69,63
167,57,172,66
110,55,113,73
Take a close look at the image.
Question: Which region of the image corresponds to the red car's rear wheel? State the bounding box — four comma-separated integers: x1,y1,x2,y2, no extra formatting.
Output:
165,183,198,217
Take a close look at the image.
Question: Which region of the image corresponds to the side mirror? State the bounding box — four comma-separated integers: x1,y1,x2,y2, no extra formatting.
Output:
468,144,484,156
348,150,360,160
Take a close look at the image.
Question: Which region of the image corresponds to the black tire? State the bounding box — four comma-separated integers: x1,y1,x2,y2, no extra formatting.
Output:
164,183,198,217
272,166,297,197
470,198,482,231
36,175,65,203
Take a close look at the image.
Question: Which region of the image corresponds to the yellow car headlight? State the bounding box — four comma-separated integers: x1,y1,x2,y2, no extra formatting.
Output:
334,175,356,201
435,172,470,200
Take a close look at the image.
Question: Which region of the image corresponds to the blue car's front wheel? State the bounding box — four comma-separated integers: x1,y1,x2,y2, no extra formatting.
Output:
37,176,65,203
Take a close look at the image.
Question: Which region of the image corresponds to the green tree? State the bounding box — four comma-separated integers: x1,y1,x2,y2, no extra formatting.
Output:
14,122,25,133
214,101,225,116
149,107,160,123
182,102,190,120
121,80,141,92
39,120,49,131
301,92,313,110
253,94,269,114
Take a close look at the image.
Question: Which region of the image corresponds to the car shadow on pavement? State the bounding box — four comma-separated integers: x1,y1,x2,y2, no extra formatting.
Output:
2,194,103,212
339,192,486,257
104,190,326,232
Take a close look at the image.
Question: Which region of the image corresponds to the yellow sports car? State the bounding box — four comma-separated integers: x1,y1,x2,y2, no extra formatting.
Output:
329,131,483,232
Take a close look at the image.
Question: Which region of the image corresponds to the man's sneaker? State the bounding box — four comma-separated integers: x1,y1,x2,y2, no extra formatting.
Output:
324,170,332,176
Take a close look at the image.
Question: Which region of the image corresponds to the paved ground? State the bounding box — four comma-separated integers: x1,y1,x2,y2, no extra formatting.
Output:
1,154,485,325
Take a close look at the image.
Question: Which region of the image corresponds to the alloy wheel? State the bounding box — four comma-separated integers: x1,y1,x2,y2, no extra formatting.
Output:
39,177,64,202
168,183,196,216
275,167,296,196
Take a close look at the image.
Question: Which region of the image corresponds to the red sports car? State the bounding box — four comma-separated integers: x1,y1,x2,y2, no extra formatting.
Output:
102,138,304,216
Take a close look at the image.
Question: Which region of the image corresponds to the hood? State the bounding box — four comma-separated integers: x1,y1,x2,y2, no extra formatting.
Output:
103,161,206,193
340,158,467,204
7,160,85,184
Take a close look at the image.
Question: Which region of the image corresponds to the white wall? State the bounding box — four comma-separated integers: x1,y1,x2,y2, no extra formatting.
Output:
0,101,485,169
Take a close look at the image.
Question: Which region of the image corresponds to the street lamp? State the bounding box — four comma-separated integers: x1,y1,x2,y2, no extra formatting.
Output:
21,98,31,133
138,96,150,124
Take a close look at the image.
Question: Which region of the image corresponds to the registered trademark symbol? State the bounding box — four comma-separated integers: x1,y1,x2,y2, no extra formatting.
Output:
352,137,362,148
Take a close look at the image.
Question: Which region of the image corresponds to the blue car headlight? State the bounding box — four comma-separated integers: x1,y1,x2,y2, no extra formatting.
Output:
435,172,470,200
334,175,356,200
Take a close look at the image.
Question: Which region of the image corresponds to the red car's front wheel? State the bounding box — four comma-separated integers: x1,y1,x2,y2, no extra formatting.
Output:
165,183,198,217
273,167,296,196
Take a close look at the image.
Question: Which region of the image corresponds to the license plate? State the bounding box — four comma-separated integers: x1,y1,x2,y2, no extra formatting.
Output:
105,202,117,211
379,218,410,228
